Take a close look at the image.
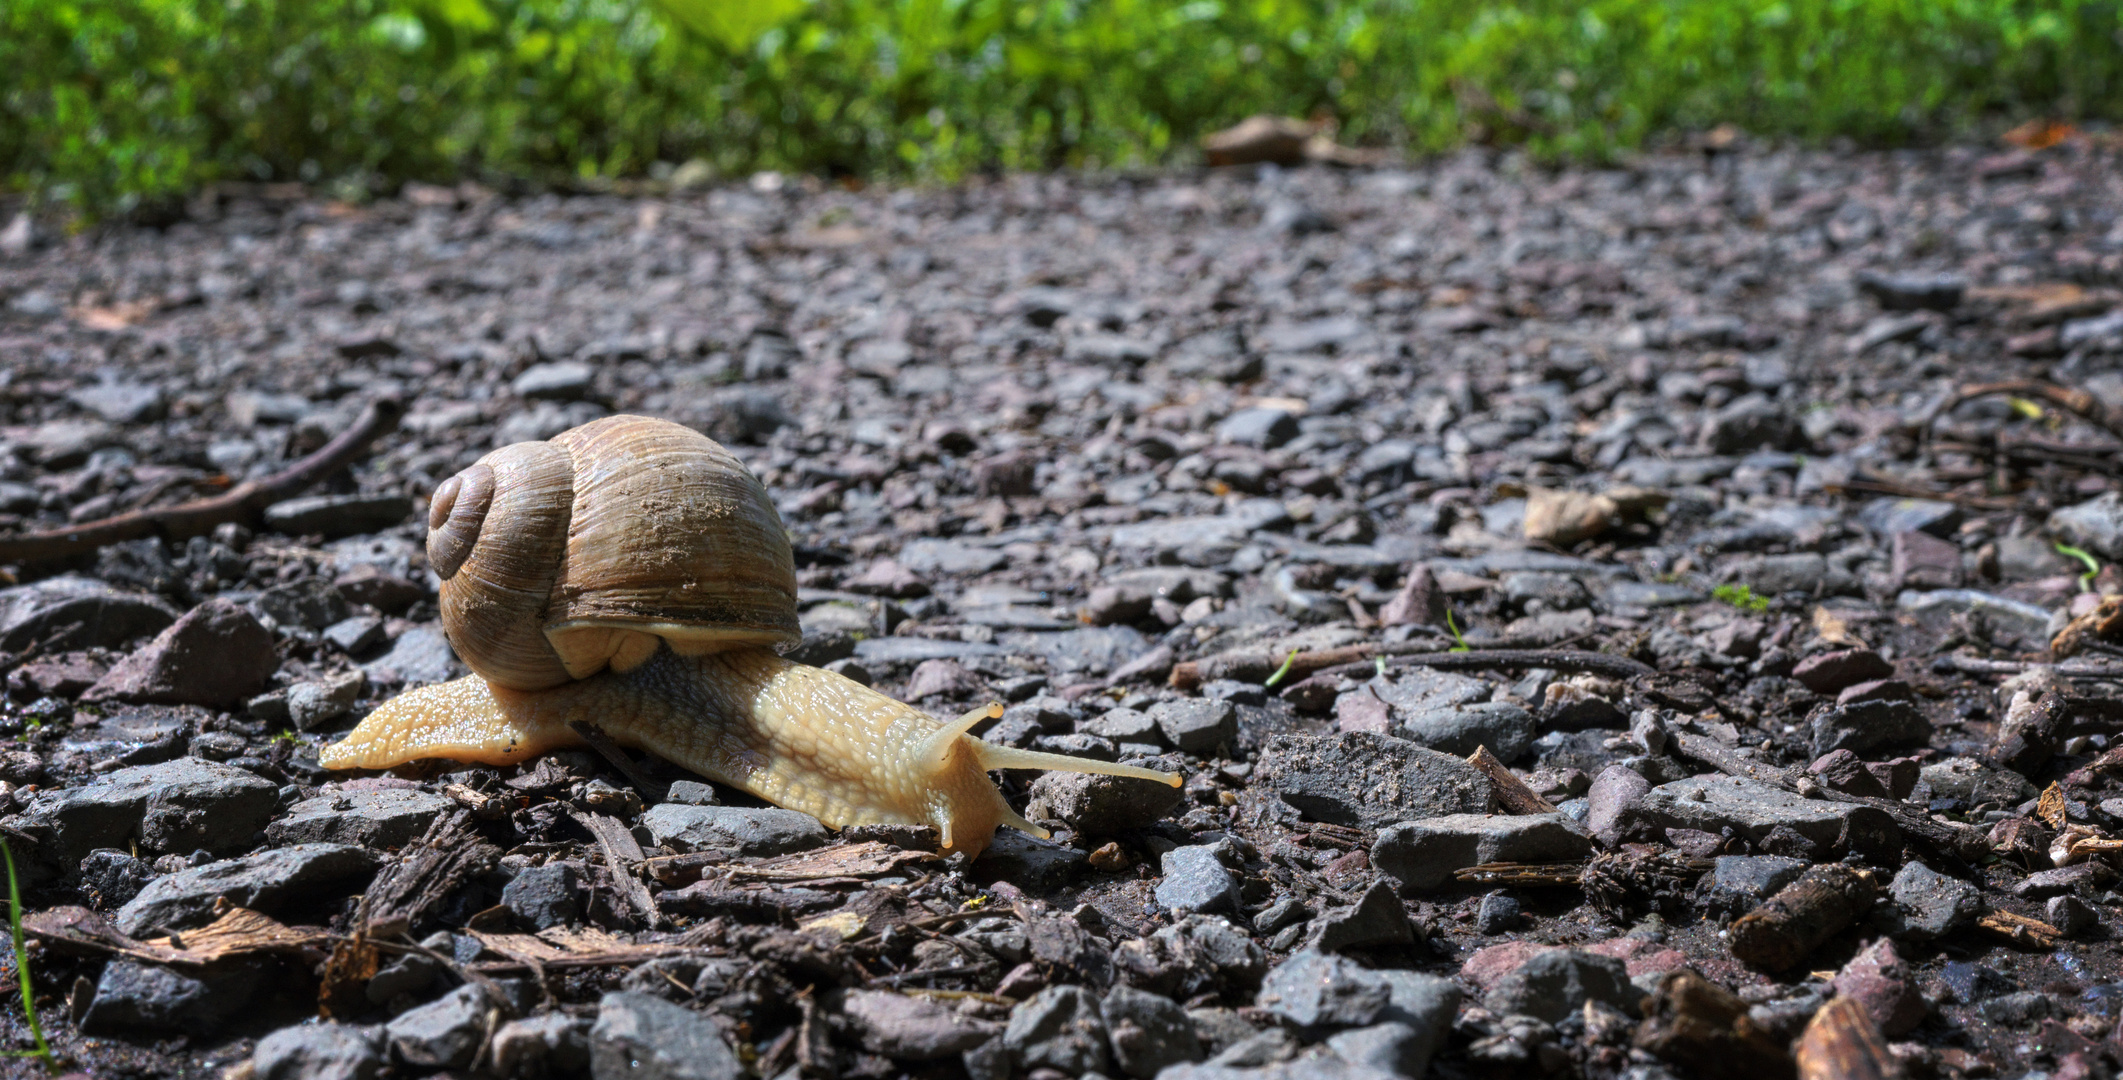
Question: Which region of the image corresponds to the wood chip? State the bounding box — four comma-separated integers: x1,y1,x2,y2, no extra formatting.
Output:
24,905,325,967
1977,909,2063,949
728,841,942,882
1465,745,1558,814
468,925,685,970
1795,996,1900,1080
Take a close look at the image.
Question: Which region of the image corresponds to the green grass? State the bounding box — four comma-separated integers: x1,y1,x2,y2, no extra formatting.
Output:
0,840,55,1074
1713,583,1772,613
2,0,2118,216
2056,542,2101,591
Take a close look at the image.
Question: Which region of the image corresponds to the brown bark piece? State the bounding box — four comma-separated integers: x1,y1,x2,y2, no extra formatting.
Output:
1795,996,1903,1080
1726,864,1877,972
1466,745,1558,814
1635,970,1796,1080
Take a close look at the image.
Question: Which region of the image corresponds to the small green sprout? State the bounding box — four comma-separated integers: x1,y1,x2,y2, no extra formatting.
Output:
2056,543,2101,592
2,839,55,1073
1262,648,1300,688
1446,610,1471,653
1713,583,1771,613
1374,656,1387,678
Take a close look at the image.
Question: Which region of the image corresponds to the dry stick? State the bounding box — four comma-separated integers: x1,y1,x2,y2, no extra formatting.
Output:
0,394,405,565
1931,654,2123,680
1945,379,2123,443
1668,732,1986,865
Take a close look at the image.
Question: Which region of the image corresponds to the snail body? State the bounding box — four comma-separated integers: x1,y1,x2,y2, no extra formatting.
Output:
322,416,1178,857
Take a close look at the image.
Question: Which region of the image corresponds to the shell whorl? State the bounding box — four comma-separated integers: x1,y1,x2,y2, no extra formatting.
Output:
430,415,802,692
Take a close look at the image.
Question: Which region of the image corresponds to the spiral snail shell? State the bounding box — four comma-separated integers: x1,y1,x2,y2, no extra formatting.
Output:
322,415,1177,857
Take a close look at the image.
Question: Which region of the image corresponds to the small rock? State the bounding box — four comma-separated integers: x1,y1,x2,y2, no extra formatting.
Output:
1255,732,1494,829
491,1013,591,1078
1791,648,1894,695
287,671,369,731
1158,844,1243,915
2015,862,2114,899
70,382,166,424
1374,813,1592,892
1310,880,1417,951
81,961,253,1034
1701,394,1797,454
0,574,177,655
503,862,583,930
1523,488,1616,547
1876,861,1980,940
1979,991,2053,1026
115,842,382,935
1378,565,1446,628
15,756,279,865
1807,748,1890,799
1005,985,1112,1075
1892,530,1963,589
1856,270,1965,311
81,599,276,709
1254,950,1389,1029
2048,894,2096,937
387,984,489,1068
1150,698,1238,754
263,494,412,540
254,1022,384,1080
1700,856,1809,915
590,991,743,1080
1394,701,1535,761
1619,774,1850,849
639,804,829,856
1216,408,1301,449
1810,698,1931,758
1477,893,1522,934
1102,984,1204,1078
266,787,453,848
1584,765,1653,845
975,450,1040,496
838,988,1001,1060
323,614,387,654
1833,938,1925,1037
512,361,597,401
904,657,983,700
2050,492,2123,562
1482,948,1635,1023
974,829,1087,890
362,625,460,686
1025,769,1184,835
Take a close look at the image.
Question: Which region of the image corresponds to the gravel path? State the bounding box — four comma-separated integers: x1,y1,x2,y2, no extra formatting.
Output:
1,136,2122,1079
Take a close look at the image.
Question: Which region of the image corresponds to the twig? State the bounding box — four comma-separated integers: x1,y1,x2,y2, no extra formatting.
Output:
1822,477,2021,511
1931,654,2123,680
1466,745,1558,814
0,394,404,565
1942,379,2123,443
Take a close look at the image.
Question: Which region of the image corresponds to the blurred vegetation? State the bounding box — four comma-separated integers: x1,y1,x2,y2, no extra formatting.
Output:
2,0,2117,214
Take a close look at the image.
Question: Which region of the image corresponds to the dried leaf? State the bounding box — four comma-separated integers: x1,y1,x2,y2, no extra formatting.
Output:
1812,606,1865,649
2037,782,2069,830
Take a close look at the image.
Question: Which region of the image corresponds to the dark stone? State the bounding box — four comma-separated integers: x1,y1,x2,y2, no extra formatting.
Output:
79,594,278,704
387,985,490,1069
15,756,279,866
267,787,453,849
0,574,177,655
78,848,156,909
254,1022,384,1080
838,988,1001,1060
1875,861,1980,940
639,804,828,856
1253,950,1388,1029
1156,844,1243,915
1025,769,1184,835
1149,698,1238,754
1102,984,1204,1078
1482,949,1635,1023
116,842,383,935
1810,698,1931,758
503,862,583,929
1004,986,1112,1075
263,494,412,539
1310,880,1417,951
1477,893,1522,934
81,960,254,1034
1254,732,1494,829
1791,649,1895,695
590,991,743,1080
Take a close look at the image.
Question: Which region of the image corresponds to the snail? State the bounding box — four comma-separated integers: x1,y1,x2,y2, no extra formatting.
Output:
320,415,1179,857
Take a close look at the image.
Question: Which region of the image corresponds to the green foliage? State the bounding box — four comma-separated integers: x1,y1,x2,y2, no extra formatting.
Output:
1,839,55,1073
3,0,2119,214
1263,648,1300,688
1446,610,1471,653
1713,583,1772,613
2057,542,2102,591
